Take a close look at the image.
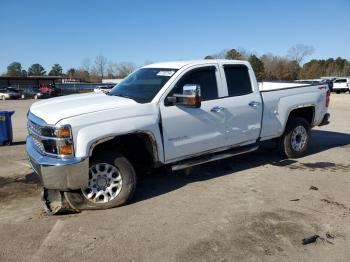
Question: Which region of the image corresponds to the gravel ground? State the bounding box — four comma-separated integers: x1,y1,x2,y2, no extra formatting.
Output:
0,94,350,262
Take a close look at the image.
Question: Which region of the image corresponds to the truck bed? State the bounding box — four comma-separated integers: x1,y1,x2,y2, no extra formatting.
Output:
258,81,328,141
258,81,310,91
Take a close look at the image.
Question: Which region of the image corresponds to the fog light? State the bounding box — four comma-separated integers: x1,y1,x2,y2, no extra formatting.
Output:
58,145,73,155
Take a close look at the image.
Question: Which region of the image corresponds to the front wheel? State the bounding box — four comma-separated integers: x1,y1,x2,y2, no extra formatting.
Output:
64,152,137,210
278,117,311,158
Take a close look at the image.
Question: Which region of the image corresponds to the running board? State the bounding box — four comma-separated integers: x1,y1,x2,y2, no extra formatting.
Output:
171,145,259,171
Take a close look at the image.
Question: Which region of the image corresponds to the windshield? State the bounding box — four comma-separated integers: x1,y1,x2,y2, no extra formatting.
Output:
109,68,177,103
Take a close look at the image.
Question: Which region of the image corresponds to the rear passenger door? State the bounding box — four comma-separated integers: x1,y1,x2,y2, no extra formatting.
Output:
218,64,263,146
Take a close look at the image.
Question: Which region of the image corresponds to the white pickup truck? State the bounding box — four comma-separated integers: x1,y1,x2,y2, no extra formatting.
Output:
332,78,349,93
26,59,331,214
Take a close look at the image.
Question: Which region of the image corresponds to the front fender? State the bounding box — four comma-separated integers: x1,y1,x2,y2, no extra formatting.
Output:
57,110,164,163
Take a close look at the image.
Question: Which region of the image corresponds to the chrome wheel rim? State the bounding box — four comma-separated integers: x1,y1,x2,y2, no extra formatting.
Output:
82,163,123,204
291,125,307,152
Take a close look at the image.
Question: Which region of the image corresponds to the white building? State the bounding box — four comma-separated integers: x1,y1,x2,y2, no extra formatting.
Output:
102,79,123,84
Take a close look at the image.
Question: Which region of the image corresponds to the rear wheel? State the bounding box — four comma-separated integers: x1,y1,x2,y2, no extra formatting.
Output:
278,117,311,158
64,152,137,210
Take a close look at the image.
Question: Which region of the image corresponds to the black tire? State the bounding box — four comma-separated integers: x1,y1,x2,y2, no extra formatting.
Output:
278,117,311,159
64,152,137,210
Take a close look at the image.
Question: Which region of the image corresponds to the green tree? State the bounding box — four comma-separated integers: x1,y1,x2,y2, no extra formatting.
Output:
6,62,24,76
66,68,76,77
248,55,265,81
48,64,63,76
28,63,46,76
21,70,28,77
204,55,214,59
225,49,242,60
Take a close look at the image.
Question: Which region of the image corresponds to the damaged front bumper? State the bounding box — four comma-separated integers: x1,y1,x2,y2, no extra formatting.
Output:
26,137,89,214
26,136,89,190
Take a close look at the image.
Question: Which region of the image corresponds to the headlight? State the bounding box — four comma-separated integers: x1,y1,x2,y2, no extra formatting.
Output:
28,121,74,158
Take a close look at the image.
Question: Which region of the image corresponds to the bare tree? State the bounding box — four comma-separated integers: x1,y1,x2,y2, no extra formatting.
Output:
94,55,108,78
209,49,229,59
116,62,136,78
143,60,154,66
106,62,119,78
287,44,314,65
236,47,252,60
82,58,91,72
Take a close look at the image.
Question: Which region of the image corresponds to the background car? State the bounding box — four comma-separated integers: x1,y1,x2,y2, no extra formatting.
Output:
38,84,62,99
0,87,22,100
21,87,42,99
93,85,114,94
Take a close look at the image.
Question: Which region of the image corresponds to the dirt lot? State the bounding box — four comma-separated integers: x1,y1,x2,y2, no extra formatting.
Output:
0,95,350,262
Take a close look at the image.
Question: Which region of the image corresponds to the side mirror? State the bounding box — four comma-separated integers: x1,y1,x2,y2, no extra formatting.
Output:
169,84,201,108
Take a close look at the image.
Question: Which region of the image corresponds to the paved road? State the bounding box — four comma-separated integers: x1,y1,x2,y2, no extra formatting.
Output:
0,95,350,261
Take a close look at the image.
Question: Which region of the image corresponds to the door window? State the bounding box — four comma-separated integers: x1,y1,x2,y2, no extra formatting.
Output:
169,67,218,102
223,65,252,96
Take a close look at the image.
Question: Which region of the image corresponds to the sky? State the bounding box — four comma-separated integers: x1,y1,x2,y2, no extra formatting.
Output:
0,0,349,73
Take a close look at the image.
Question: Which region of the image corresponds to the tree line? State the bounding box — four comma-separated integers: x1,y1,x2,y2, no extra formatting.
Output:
3,45,350,82
3,55,137,83
205,44,350,81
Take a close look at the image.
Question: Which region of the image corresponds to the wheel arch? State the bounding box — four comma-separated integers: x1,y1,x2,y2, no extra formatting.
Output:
286,105,315,128
88,131,162,169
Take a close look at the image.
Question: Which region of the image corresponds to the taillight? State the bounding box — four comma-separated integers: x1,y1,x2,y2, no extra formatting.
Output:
326,90,330,108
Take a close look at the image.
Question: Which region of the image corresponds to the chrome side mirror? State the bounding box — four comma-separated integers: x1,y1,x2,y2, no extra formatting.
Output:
170,84,201,108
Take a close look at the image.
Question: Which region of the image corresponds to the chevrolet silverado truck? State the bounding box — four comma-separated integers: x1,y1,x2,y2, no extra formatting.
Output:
26,60,331,214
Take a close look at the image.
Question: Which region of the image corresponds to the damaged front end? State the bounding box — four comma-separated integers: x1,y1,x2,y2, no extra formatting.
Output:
42,188,79,215
26,113,89,215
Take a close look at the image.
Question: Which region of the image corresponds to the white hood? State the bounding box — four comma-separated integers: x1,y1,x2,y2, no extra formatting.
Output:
30,93,138,124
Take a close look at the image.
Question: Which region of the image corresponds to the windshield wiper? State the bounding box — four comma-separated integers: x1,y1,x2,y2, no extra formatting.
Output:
111,93,136,101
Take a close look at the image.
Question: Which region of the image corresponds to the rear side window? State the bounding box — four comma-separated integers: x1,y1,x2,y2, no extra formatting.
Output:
223,65,252,96
335,79,346,83
171,67,218,101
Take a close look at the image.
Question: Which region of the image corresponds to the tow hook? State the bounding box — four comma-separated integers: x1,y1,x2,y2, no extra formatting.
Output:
41,188,79,215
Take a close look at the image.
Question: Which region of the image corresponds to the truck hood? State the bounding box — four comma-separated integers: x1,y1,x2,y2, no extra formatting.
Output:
30,93,139,124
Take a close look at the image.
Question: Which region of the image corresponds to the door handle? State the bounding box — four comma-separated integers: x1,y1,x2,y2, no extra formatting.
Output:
248,101,261,107
211,106,224,113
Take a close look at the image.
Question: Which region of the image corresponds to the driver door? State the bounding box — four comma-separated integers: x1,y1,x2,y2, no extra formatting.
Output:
160,65,227,162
